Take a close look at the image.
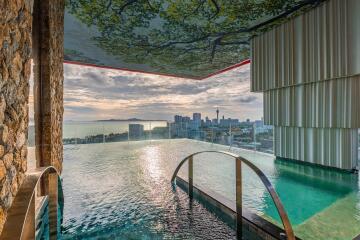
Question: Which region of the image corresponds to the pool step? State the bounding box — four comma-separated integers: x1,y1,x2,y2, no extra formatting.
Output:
175,176,302,240
294,193,360,240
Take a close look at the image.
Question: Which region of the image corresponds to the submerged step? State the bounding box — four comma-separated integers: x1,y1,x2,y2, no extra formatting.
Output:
175,176,301,240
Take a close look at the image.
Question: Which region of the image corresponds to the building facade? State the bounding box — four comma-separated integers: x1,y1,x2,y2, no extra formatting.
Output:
251,0,360,170
129,124,144,140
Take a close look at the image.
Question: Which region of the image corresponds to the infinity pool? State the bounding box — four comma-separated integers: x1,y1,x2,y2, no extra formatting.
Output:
60,139,360,239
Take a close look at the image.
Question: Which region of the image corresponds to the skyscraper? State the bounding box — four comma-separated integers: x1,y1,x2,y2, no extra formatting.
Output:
193,113,201,121
216,108,219,124
174,115,182,123
193,113,201,129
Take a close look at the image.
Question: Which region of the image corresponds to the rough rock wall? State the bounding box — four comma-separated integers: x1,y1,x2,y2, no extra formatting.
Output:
0,0,32,233
0,0,65,233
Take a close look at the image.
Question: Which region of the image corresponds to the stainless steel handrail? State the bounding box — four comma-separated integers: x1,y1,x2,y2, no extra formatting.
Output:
0,166,62,240
171,150,295,240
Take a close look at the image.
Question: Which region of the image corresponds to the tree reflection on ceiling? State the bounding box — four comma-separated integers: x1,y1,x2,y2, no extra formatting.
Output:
64,0,323,79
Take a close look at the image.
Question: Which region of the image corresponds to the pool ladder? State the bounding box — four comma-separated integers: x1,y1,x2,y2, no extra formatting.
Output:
171,150,295,240
0,166,63,240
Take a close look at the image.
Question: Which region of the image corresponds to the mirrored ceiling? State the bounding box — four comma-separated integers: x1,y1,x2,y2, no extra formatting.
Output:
64,0,323,79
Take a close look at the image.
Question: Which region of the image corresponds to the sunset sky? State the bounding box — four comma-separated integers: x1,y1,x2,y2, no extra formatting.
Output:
30,63,263,123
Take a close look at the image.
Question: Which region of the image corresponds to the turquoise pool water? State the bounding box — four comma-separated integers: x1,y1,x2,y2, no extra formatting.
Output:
262,160,356,225
60,139,359,239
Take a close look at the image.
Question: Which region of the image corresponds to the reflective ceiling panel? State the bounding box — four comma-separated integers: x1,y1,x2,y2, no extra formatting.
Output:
64,0,323,79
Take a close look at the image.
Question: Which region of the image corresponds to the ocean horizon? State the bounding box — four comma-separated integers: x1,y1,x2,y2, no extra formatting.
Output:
28,120,168,146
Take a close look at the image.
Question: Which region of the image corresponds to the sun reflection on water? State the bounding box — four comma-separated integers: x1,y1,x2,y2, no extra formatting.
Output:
141,144,163,181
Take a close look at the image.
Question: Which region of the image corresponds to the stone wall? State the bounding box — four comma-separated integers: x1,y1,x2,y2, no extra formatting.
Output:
0,0,33,233
0,0,64,234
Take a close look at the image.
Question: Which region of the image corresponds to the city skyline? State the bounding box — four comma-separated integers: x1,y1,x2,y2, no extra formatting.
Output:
68,108,262,124
29,62,263,124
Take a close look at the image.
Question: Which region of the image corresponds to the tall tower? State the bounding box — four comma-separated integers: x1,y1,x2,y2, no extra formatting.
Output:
216,108,219,123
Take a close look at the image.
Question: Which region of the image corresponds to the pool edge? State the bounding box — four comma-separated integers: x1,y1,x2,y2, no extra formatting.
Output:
175,176,301,240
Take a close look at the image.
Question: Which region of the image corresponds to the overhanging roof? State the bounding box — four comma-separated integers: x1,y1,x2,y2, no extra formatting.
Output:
64,0,323,79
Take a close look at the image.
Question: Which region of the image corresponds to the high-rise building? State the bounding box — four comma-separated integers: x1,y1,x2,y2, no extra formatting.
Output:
220,118,240,127
205,116,211,126
193,113,201,129
129,124,144,139
182,116,191,123
174,115,182,123
254,119,264,128
193,113,201,121
216,108,219,123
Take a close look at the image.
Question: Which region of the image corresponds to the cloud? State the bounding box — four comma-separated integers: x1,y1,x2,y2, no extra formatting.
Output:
29,63,263,122
235,95,258,103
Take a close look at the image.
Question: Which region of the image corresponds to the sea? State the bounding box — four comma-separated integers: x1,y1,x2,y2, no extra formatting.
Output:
28,120,168,146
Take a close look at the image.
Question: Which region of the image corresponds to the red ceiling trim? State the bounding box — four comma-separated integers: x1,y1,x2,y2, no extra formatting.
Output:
200,59,251,79
63,59,251,80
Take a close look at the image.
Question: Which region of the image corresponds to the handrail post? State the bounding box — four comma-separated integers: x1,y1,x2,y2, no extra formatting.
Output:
0,167,63,240
188,156,193,199
171,151,295,240
236,157,242,239
49,173,58,239
21,196,35,240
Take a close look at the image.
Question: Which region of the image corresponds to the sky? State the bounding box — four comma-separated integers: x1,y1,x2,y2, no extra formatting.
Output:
29,63,263,123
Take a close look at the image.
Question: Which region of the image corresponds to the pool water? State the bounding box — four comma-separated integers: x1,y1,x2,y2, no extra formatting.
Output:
60,139,360,239
61,140,237,239
262,160,355,225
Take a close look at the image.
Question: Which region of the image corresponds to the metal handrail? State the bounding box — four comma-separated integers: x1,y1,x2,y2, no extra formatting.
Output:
0,166,62,240
171,150,295,240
